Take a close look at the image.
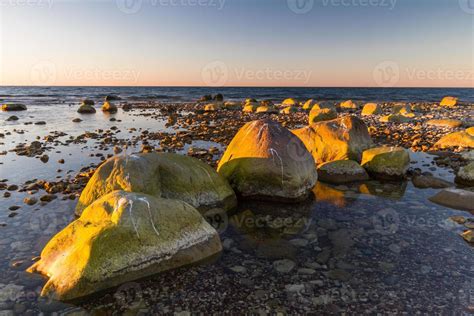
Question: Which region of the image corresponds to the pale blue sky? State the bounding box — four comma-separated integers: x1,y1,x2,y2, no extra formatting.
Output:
1,0,473,87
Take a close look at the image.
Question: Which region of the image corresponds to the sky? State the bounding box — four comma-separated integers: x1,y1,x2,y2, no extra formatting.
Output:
0,0,473,87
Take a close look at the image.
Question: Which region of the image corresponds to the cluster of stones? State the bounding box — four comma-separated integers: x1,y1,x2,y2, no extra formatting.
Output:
25,94,474,302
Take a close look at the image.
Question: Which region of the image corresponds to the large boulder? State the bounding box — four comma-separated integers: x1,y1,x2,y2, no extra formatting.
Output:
455,162,474,186
293,115,373,164
309,108,337,123
317,160,369,184
361,103,382,116
217,119,318,202
2,103,27,111
361,147,410,180
76,153,237,216
77,104,96,114
429,188,474,211
435,130,474,149
101,101,118,113
28,191,222,301
440,96,458,107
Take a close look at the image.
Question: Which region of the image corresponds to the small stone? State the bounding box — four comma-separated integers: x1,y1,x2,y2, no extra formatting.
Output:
9,205,20,211
23,197,37,206
461,230,474,243
273,259,296,273
298,268,316,275
58,159,65,164
40,155,49,163
40,194,57,202
229,266,247,273
6,115,19,121
72,118,82,123
285,284,305,293
7,185,18,191
328,269,351,281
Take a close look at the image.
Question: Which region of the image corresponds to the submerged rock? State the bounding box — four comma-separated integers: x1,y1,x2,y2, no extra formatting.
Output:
2,103,27,111
28,191,222,301
217,119,317,202
76,153,237,216
429,188,474,211
77,104,96,114
361,103,382,116
440,96,458,107
435,130,474,149
293,115,373,164
455,162,474,186
309,108,337,123
361,147,410,180
101,101,118,113
317,160,369,184
412,175,452,189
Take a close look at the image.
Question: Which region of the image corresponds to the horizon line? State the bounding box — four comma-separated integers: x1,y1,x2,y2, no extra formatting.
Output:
1,85,473,89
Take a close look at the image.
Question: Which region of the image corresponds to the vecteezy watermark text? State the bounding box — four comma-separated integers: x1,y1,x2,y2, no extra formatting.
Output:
116,0,226,14
0,0,53,8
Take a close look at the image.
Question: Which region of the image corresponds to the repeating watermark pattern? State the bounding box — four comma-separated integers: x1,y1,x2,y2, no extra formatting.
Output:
203,208,228,234
287,0,315,14
288,0,396,14
116,0,226,14
29,62,141,86
114,282,144,309
201,61,312,87
459,0,474,14
373,61,400,87
373,60,474,87
0,0,53,8
371,208,400,235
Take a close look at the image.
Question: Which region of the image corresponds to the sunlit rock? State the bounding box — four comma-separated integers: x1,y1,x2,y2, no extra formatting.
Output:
256,105,278,114
317,160,369,184
339,100,358,109
76,153,237,216
293,115,373,164
361,147,410,180
435,130,474,149
280,106,298,114
282,98,298,107
28,191,222,301
101,101,118,113
455,162,474,186
429,188,474,211
461,230,474,243
204,103,221,112
223,101,241,111
243,104,257,113
361,103,382,116
217,119,317,202
309,108,337,123
302,99,318,111
440,96,458,107
2,103,27,111
426,119,463,128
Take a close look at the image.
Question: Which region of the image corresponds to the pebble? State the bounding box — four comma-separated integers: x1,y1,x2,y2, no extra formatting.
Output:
23,197,37,206
273,259,296,273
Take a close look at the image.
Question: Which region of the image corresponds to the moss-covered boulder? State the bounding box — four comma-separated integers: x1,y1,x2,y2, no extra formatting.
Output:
2,103,27,111
76,153,237,216
217,119,318,202
435,130,474,149
28,191,222,301
361,103,382,116
455,162,474,186
101,101,118,113
293,115,373,164
440,96,458,107
309,108,337,123
317,160,369,184
77,104,96,114
361,147,410,180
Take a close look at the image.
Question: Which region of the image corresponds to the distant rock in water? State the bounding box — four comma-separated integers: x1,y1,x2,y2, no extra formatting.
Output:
27,190,222,301
361,147,410,180
104,95,121,101
101,101,118,113
75,153,237,216
217,119,318,202
81,99,95,106
455,162,474,187
77,103,96,114
199,95,213,102
293,115,373,164
429,188,474,212
6,115,19,121
2,103,27,111
213,93,224,102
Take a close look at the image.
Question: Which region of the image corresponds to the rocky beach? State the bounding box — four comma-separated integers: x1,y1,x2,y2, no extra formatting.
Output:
0,89,473,314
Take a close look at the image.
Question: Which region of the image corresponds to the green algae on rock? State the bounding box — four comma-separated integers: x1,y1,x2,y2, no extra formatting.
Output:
361,147,410,180
28,191,222,301
317,160,369,184
76,153,237,216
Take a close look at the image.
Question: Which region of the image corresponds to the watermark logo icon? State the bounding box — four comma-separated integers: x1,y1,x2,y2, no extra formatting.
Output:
204,208,228,234
459,0,474,14
116,0,143,14
30,61,56,86
201,61,228,87
372,208,400,235
373,61,400,87
287,0,314,14
114,282,143,309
